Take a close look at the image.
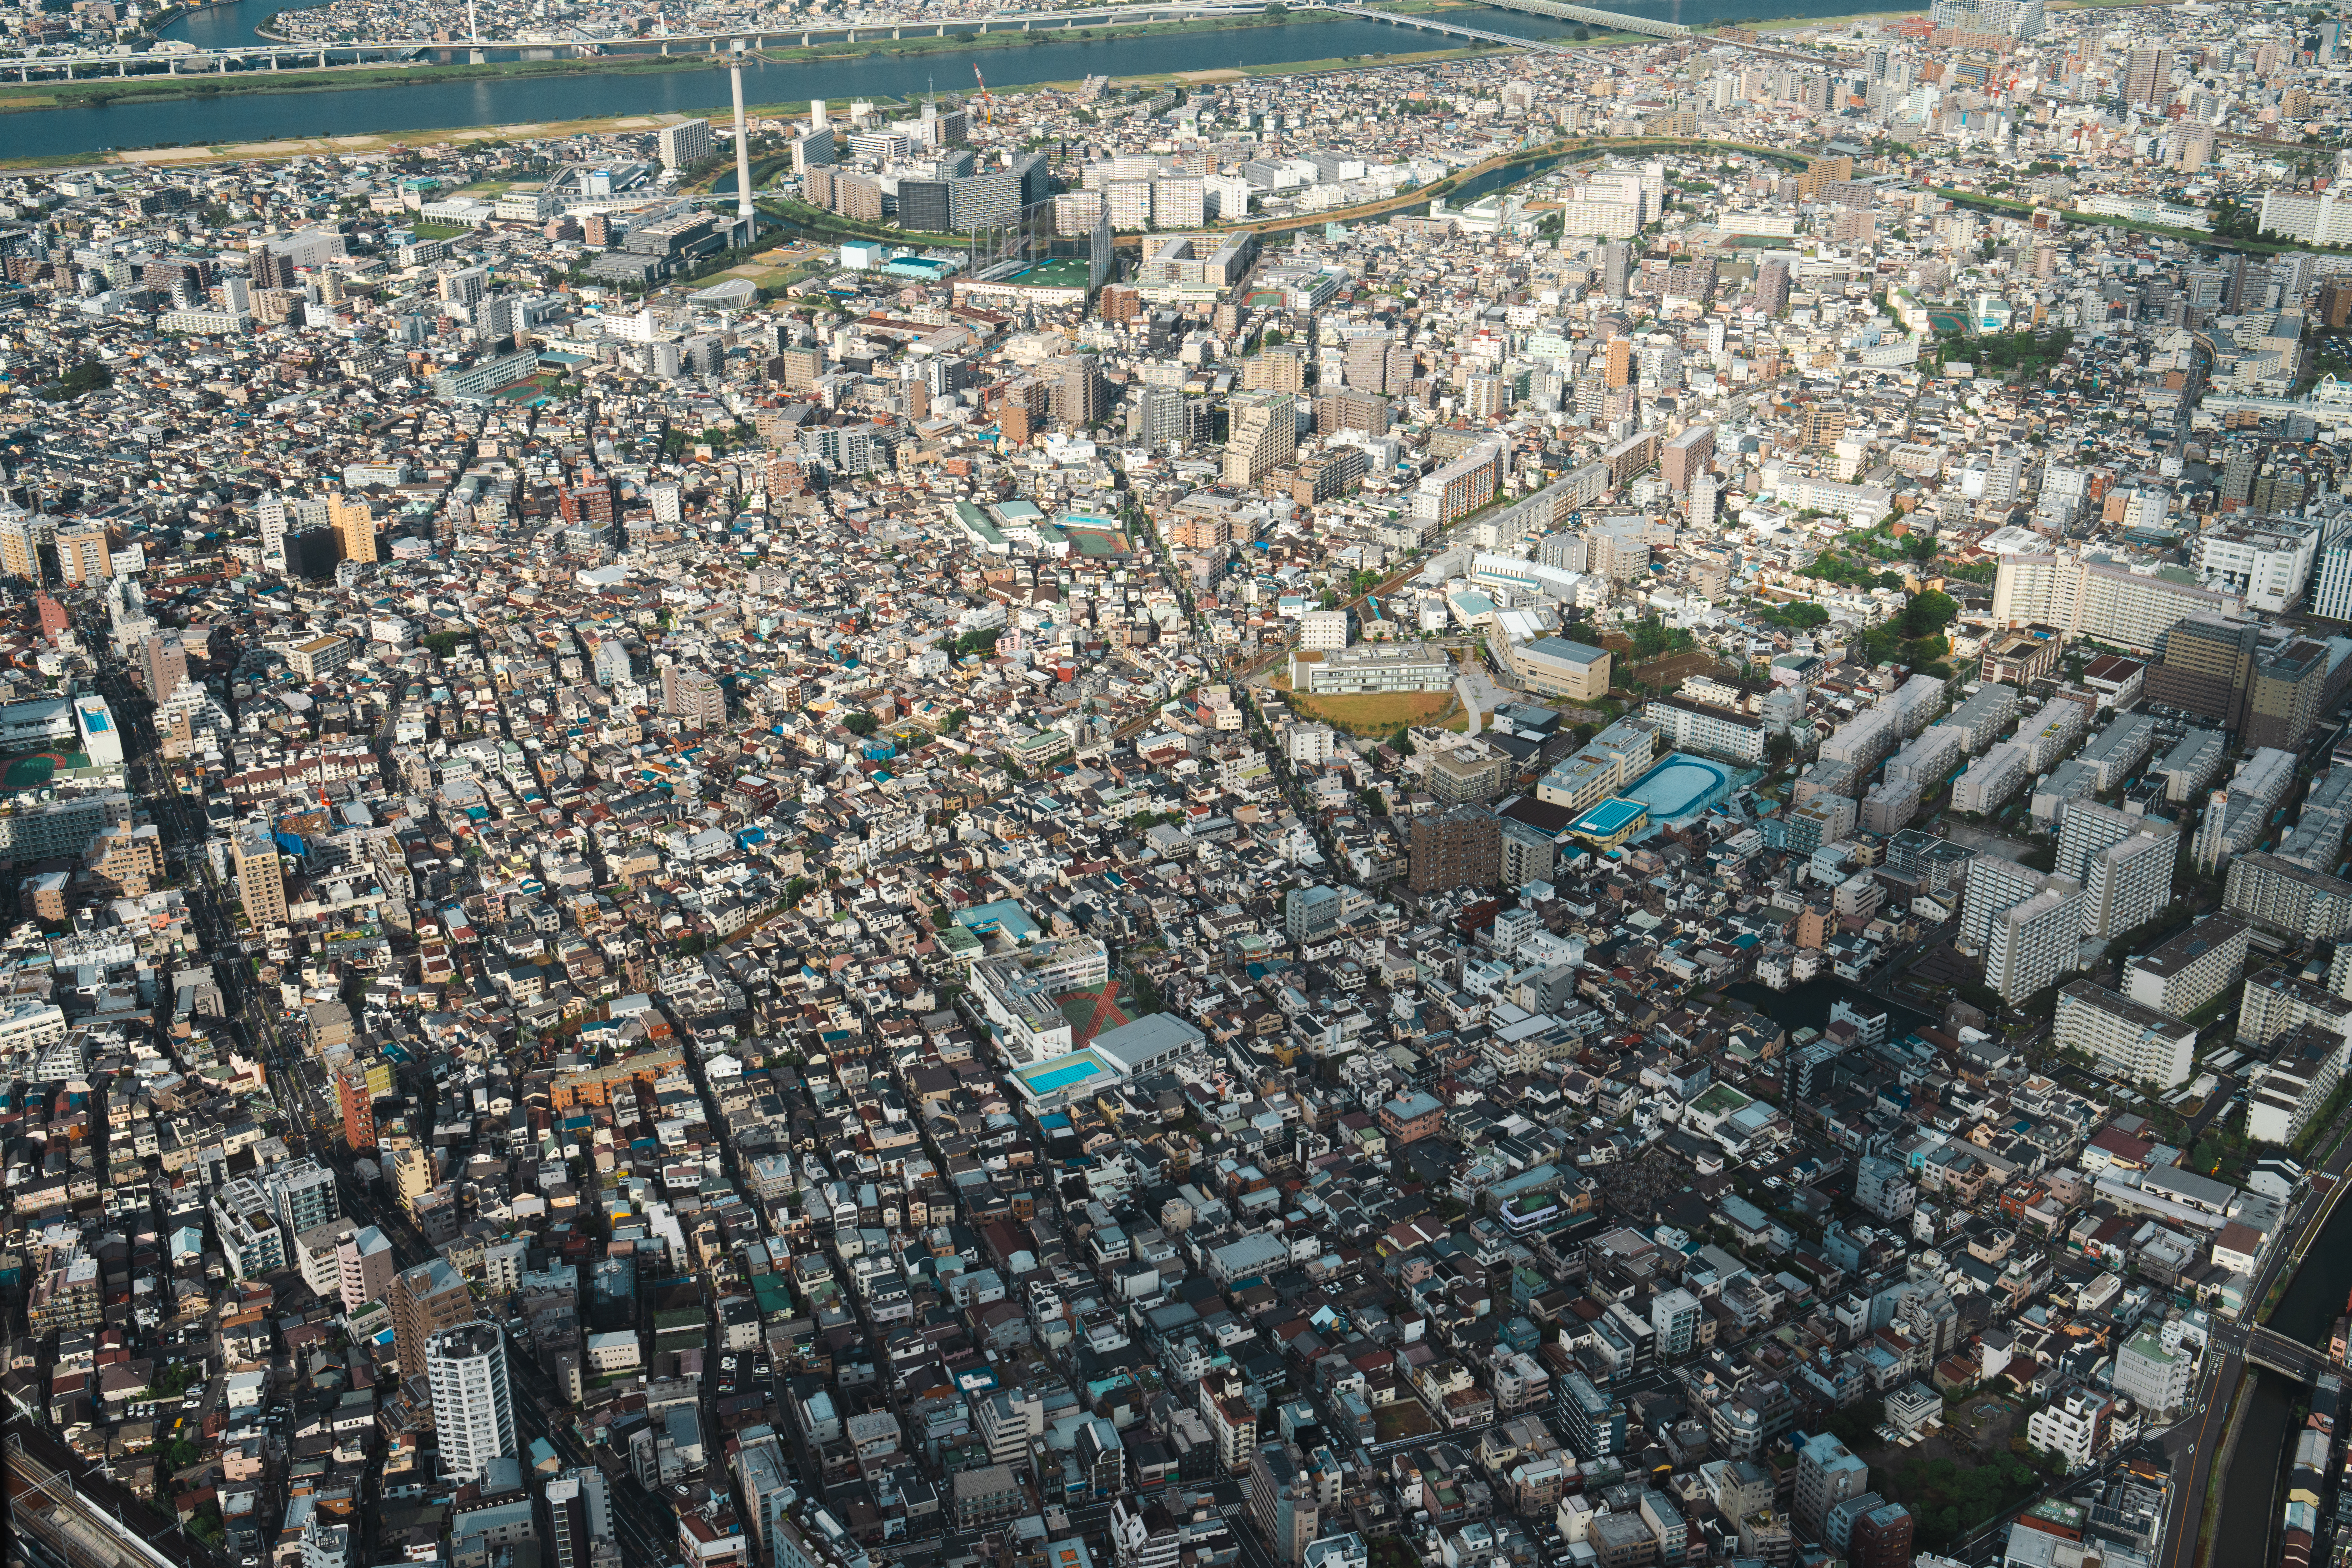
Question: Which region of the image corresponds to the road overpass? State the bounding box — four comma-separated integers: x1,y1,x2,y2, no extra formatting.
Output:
0,1,1266,79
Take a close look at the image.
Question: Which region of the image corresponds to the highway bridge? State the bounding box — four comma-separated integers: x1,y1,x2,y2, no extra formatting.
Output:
0,0,1265,79
1474,0,1691,39
1321,4,1579,52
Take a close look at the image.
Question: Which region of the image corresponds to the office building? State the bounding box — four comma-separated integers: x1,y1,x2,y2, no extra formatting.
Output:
427,1322,517,1481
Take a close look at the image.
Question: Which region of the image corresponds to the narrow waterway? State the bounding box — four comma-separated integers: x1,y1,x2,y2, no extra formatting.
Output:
1722,977,1932,1038
0,0,1897,161
2216,1170,2352,1566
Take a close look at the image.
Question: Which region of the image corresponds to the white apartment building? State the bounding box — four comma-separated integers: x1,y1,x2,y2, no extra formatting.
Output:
2054,980,2196,1089
1951,741,2029,815
427,1323,517,1481
2125,914,2249,1016
2193,518,2320,614
2246,1025,2344,1146
1152,177,1206,229
2013,700,2087,772
1105,179,1154,230
1993,552,2245,652
1959,853,2043,957
2082,830,2174,940
1984,876,2084,1004
2026,1387,2120,1473
2112,1330,2195,1416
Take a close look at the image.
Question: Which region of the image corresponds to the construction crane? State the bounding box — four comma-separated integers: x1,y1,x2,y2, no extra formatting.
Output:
972,63,995,126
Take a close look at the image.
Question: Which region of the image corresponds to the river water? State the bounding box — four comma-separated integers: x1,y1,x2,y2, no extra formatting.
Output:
2214,1169,2352,1568
0,0,1888,161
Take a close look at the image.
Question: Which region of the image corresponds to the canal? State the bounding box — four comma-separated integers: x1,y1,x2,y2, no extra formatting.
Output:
2218,1177,2352,1568
0,0,1897,161
1722,977,1932,1039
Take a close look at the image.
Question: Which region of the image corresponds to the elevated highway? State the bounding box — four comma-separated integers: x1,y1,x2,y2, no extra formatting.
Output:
0,1,1265,79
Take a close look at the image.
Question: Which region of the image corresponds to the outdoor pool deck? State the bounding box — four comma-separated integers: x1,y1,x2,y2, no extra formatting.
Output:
1621,752,1760,830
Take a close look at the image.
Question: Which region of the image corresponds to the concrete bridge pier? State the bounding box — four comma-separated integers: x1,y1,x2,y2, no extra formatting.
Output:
936,24,944,34
471,47,486,62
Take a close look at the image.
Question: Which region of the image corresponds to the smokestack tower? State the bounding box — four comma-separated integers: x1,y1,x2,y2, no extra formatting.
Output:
731,45,756,227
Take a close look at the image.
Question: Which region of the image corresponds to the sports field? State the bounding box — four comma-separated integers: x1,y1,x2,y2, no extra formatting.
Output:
1290,689,1461,732
1057,978,1133,1045
1,749,87,790
1008,258,1094,289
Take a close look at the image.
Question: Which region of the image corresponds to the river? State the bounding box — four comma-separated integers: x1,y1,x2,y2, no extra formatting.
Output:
0,0,1901,161
2218,1177,2352,1568
1722,977,1932,1039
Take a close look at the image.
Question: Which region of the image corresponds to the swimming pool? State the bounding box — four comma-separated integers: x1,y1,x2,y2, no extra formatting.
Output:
1019,1055,1109,1095
1622,753,1735,825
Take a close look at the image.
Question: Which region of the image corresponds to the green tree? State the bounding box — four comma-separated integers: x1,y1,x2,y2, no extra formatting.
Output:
842,712,879,736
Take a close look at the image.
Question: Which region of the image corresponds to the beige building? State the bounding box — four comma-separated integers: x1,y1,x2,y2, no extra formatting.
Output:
329,493,378,566
233,821,288,929
55,525,108,585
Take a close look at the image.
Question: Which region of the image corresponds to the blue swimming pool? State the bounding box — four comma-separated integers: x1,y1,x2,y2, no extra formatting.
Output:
1622,753,1735,825
1021,1057,1108,1094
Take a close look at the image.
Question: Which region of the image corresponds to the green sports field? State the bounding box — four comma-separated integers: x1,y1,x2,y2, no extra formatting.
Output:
1008,258,1095,289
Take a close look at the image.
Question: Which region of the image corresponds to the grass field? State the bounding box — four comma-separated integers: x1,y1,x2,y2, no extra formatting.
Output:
1292,689,1462,731
1009,258,1095,289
